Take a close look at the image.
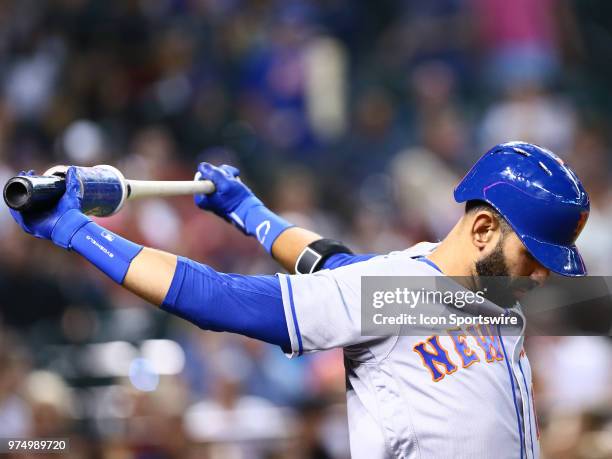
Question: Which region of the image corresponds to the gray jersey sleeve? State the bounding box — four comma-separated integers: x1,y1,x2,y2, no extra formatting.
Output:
278,244,440,357
278,260,371,357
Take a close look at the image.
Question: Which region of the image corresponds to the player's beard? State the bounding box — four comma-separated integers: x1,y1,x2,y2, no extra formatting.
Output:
475,239,523,307
475,239,509,277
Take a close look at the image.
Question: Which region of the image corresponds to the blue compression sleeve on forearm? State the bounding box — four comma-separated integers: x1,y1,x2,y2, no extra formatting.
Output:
161,257,291,351
231,197,293,253
69,221,143,284
322,253,377,269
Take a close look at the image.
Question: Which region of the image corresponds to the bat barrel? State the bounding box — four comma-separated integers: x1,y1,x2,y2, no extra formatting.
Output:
4,170,216,215
3,167,126,216
3,175,66,211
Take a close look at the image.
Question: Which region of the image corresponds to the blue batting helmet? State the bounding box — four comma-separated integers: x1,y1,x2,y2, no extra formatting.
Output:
454,141,590,276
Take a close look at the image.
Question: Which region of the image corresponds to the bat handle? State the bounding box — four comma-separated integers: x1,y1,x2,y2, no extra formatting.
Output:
3,175,66,212
126,179,215,199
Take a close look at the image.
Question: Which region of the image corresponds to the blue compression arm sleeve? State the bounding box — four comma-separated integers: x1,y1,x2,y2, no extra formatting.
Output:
161,257,291,351
322,253,377,269
70,220,143,284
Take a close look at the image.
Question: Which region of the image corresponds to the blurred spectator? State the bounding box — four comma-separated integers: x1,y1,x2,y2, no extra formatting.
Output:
478,84,576,154
471,0,561,91
566,121,612,275
391,105,467,241
23,371,74,437
0,330,32,438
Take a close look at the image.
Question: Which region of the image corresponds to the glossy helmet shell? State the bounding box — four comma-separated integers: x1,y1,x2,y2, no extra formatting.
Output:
454,141,590,276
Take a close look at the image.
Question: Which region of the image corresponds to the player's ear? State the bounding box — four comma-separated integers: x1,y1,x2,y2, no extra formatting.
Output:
470,211,500,251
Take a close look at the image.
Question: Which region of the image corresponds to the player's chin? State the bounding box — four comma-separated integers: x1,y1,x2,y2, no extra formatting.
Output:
510,275,537,290
512,288,527,301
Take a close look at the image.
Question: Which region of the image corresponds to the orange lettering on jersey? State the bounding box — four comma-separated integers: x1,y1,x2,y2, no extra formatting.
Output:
413,335,457,382
448,327,480,368
467,324,504,362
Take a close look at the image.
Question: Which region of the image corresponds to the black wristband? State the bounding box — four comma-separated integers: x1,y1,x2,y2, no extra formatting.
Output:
295,239,353,274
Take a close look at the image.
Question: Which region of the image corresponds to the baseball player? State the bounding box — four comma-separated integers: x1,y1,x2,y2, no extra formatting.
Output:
9,142,589,458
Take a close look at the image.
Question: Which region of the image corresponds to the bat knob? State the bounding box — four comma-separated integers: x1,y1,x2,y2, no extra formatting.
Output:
4,177,32,210
3,175,66,211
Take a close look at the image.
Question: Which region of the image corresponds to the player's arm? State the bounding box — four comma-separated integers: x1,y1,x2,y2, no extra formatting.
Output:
9,166,369,354
270,227,321,270
9,167,291,350
272,228,376,272
194,163,374,273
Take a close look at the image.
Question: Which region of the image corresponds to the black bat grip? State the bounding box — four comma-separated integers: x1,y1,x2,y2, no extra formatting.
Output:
3,175,67,212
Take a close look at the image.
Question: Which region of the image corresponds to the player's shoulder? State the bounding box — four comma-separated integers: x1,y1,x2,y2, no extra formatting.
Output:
369,241,438,262
327,241,441,277
383,241,439,260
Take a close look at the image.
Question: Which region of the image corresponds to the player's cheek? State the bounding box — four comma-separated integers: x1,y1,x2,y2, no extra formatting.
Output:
506,250,528,277
501,240,519,273
508,239,534,276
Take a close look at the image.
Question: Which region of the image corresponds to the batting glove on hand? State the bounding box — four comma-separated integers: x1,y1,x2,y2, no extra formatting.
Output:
194,162,264,234
9,167,91,249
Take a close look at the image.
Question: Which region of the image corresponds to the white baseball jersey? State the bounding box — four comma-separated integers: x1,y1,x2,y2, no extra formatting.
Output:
278,242,539,459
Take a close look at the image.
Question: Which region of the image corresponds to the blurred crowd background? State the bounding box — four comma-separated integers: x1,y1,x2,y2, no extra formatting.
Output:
1,0,612,458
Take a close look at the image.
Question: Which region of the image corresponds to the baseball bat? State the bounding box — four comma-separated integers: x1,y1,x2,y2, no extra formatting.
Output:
3,166,215,216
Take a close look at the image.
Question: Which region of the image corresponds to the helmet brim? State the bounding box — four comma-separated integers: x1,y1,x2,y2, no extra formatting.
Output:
521,235,586,277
